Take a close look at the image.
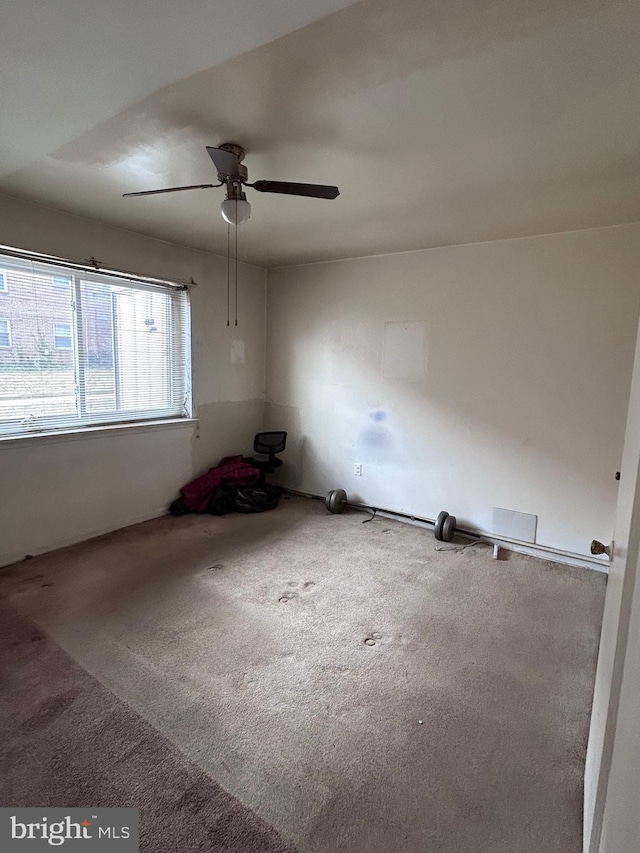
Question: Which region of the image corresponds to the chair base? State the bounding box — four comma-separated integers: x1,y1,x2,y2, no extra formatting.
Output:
244,456,283,483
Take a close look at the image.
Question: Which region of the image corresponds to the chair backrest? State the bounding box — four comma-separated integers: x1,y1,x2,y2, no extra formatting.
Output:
254,431,287,457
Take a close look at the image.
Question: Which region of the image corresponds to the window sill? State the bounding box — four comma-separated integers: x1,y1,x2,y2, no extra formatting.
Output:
0,417,198,449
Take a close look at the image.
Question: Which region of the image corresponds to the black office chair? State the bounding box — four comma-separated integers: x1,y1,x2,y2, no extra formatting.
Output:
245,431,287,483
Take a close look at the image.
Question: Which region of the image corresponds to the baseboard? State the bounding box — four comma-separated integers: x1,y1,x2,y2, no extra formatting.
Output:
1,492,609,575
284,488,609,574
0,508,169,570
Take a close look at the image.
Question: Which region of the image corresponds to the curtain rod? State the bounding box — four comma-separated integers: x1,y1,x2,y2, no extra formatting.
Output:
0,244,198,290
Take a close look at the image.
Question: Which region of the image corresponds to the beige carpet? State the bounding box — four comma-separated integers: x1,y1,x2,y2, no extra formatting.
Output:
0,495,606,852
0,602,297,852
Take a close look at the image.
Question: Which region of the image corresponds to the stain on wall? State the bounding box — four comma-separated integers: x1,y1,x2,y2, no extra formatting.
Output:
355,408,403,466
231,339,246,365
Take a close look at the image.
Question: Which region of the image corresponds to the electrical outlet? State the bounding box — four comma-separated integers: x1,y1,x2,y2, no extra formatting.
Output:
354,462,362,476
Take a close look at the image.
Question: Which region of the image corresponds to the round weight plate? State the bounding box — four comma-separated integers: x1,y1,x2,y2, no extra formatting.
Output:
434,510,449,541
327,488,348,514
442,514,456,542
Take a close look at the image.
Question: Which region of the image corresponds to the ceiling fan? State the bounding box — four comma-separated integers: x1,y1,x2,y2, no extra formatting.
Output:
123,143,340,224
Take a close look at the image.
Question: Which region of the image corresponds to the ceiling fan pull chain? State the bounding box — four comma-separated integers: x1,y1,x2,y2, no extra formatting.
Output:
226,222,231,327
235,211,239,327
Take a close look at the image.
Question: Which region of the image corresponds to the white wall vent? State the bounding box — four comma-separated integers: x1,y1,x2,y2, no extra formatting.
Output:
492,507,537,543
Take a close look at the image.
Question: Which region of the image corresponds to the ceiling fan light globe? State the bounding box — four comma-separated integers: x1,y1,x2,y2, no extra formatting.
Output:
220,198,251,225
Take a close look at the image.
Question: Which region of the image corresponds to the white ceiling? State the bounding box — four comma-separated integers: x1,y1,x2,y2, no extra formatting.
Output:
2,0,639,268
0,0,359,177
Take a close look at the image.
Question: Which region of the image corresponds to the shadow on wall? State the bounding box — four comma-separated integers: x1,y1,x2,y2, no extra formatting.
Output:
190,400,265,480
269,235,639,482
264,402,304,489
263,226,640,554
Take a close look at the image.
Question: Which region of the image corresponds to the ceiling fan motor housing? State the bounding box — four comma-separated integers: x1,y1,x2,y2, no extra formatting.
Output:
218,143,248,183
219,142,246,162
223,164,248,183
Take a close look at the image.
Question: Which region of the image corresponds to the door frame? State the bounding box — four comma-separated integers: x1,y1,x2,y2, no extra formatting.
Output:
584,316,640,851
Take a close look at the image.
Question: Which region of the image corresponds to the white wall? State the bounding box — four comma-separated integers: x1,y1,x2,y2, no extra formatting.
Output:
266,224,640,558
0,193,266,566
2,197,638,567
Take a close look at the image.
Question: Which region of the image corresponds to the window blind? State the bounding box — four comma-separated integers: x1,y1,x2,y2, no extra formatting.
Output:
0,252,191,437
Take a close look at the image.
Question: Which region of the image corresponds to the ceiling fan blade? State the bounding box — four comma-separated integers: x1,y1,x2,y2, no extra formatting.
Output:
206,146,242,180
251,180,339,199
123,183,219,197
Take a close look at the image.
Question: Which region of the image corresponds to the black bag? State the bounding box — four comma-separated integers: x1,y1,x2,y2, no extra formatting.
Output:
233,484,281,513
169,497,190,516
207,485,237,516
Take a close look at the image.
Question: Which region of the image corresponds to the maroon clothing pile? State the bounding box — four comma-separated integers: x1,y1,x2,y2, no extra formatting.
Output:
180,455,259,513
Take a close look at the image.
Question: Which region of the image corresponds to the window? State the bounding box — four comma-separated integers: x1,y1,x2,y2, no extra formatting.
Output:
0,270,6,292
53,322,73,349
0,319,11,347
0,252,191,437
